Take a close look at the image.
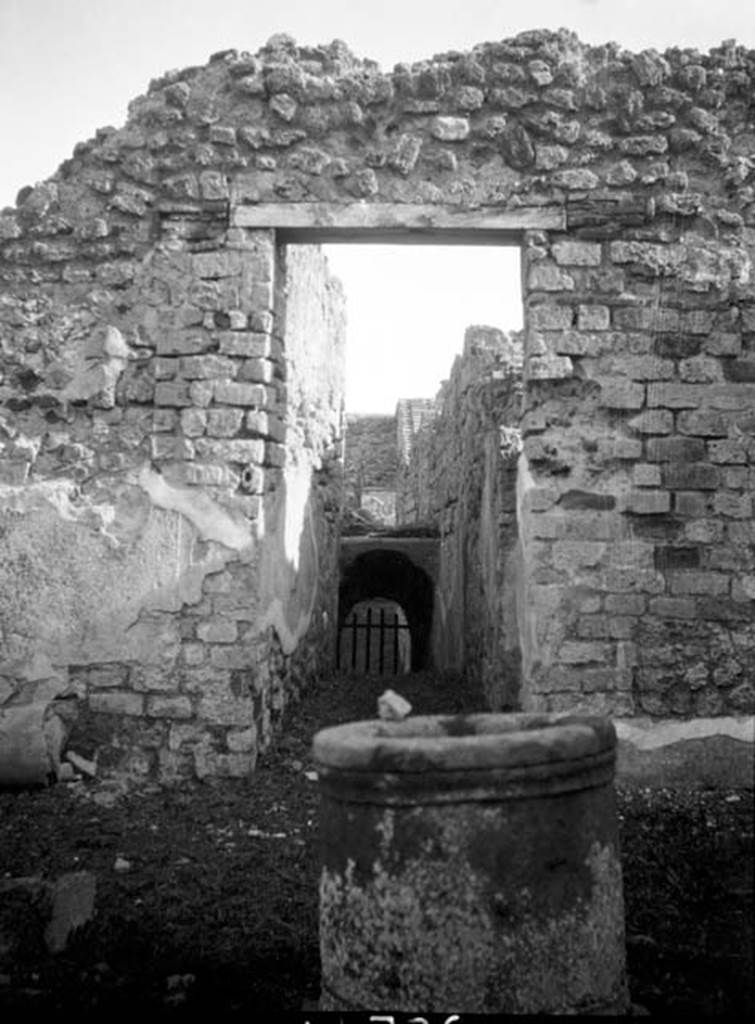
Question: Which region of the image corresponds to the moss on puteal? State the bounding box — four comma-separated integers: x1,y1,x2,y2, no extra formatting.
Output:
320,815,628,1014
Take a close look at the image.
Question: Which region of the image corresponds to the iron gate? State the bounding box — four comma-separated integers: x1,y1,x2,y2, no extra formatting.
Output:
337,604,411,676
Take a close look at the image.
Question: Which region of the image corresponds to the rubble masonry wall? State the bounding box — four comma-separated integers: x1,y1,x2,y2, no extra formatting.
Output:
397,327,524,708
1,29,753,779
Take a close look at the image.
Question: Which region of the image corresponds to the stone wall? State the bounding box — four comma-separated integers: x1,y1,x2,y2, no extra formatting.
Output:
1,29,754,779
398,327,523,707
343,413,397,520
0,219,345,781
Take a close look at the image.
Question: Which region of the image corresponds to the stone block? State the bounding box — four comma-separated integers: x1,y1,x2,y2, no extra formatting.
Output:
206,408,244,437
673,491,709,516
197,688,254,726
217,331,270,357
619,134,668,155
156,332,213,356
580,668,634,693
146,695,193,719
192,252,242,279
668,572,729,596
577,305,610,330
557,490,615,511
226,725,258,753
602,567,665,594
707,438,748,464
154,357,178,380
713,492,752,518
153,409,178,432
189,380,214,407
696,597,751,623
180,408,207,437
653,546,700,570
609,438,643,460
728,521,755,544
89,692,144,716
528,304,573,330
647,596,697,618
238,358,274,383
606,541,654,568
209,646,254,670
704,333,741,357
627,410,673,434
646,436,705,462
131,666,181,693
194,438,264,463
179,355,238,380
624,489,670,514
726,360,755,382
194,747,255,779
528,513,565,539
181,462,235,486
182,642,206,666
604,593,646,615
723,467,749,489
527,263,575,291
604,356,675,381
527,353,574,379
558,641,613,665
599,379,644,409
150,435,195,460
154,381,192,407
677,410,728,436
632,463,662,487
86,664,130,689
552,541,606,570
552,330,603,357
197,619,238,643
577,615,634,640
646,383,704,408
564,513,625,541
684,519,725,544
612,307,654,330
551,241,602,266
213,380,267,406
430,116,470,141
259,440,284,468
662,463,720,490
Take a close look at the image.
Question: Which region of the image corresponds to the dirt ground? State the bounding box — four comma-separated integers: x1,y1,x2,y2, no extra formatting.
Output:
0,671,752,1015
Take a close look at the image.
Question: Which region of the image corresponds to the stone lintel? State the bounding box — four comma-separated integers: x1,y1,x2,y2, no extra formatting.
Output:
231,202,564,241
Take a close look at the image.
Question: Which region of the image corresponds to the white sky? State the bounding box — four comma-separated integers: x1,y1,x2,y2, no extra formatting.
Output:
1,0,752,412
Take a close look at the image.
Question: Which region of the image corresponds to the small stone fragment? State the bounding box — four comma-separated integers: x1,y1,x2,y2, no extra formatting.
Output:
430,116,470,142
377,690,412,721
67,750,97,777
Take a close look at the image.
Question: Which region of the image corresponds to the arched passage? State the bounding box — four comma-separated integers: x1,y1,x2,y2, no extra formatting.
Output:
338,549,435,672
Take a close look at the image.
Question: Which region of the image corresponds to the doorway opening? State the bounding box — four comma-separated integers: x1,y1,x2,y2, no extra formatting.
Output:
337,598,411,677
276,231,524,694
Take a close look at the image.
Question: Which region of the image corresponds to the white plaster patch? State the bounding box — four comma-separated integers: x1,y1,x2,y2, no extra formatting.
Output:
615,716,755,750
256,457,320,654
60,325,133,408
137,464,251,551
283,457,312,571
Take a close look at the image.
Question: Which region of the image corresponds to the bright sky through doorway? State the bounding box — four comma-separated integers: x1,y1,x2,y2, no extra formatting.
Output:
323,245,522,414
